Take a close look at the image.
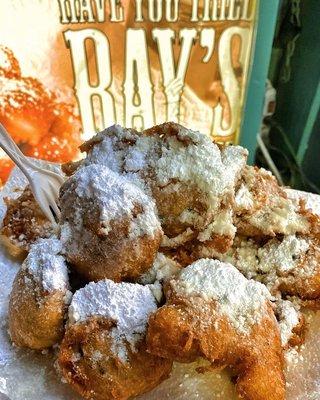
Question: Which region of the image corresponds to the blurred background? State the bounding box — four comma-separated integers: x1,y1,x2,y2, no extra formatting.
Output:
253,0,320,194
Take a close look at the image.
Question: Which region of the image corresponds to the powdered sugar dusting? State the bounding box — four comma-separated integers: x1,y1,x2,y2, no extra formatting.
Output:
173,259,272,334
223,237,260,279
197,208,236,241
235,166,310,236
0,76,49,111
80,125,247,245
83,126,137,174
217,235,313,289
249,197,309,235
0,46,18,77
234,183,254,210
286,189,320,216
0,49,11,70
125,136,158,174
22,237,70,293
276,300,300,347
68,279,157,362
154,129,247,212
161,228,194,248
60,164,161,240
139,253,181,285
258,236,309,274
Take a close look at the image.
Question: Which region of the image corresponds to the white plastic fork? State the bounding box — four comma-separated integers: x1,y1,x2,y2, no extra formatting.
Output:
0,123,65,225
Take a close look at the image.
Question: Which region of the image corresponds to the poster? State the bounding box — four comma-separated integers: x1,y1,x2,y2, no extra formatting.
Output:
0,0,258,182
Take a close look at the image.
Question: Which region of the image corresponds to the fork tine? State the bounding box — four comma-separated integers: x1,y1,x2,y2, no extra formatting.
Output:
36,194,57,225
29,183,55,225
49,199,61,222
45,182,61,222
48,180,61,203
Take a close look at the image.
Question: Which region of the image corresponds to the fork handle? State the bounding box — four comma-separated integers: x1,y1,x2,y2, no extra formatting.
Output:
0,123,39,181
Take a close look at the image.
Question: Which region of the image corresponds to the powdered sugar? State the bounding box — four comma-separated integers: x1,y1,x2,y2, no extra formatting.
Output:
223,238,260,279
0,49,11,70
172,259,272,334
60,164,161,240
139,253,181,285
286,189,320,216
124,135,159,175
217,235,313,289
249,197,310,236
258,236,309,274
22,237,70,293
0,45,20,79
276,300,300,347
79,124,247,245
235,166,310,236
197,208,236,241
285,347,304,366
234,184,254,210
83,126,137,174
161,228,194,248
154,129,247,212
68,279,157,362
81,125,150,192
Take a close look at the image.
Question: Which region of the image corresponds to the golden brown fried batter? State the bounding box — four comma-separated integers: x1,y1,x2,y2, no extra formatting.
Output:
146,259,285,400
234,166,310,238
62,123,247,253
9,269,67,349
58,279,172,400
150,181,207,241
142,123,246,253
9,239,70,349
274,300,306,348
58,317,172,400
289,317,306,347
59,164,162,282
1,186,53,258
7,123,320,400
219,234,320,307
276,237,320,305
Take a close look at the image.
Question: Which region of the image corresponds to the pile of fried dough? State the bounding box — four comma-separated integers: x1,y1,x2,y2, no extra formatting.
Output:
2,123,320,400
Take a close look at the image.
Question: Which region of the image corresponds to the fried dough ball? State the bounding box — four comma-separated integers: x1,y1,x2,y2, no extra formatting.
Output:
146,259,285,400
59,164,163,282
63,123,247,253
58,279,172,400
1,186,54,258
160,239,307,347
8,238,71,349
61,125,140,178
234,166,312,238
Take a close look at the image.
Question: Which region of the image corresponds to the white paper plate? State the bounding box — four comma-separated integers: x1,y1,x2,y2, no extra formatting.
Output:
1,166,320,400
